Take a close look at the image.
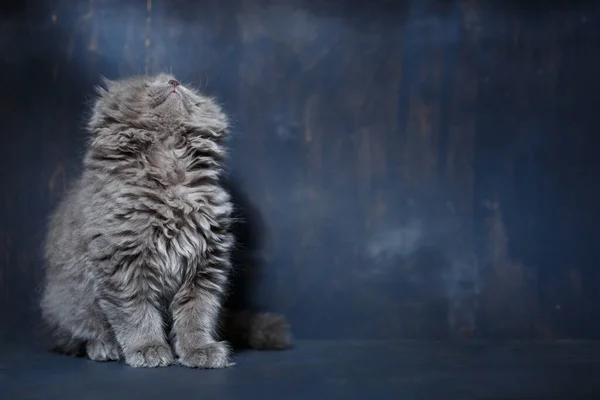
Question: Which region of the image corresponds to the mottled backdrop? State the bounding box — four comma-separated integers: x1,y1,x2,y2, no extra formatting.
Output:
1,0,600,341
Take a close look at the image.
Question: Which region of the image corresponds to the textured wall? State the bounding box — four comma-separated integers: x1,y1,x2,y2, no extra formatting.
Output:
1,0,600,341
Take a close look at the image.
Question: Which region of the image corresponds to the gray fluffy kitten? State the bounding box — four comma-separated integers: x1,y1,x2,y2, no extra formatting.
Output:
40,73,291,368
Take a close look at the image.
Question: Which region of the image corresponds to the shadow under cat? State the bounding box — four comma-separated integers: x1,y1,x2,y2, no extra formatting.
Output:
220,176,292,351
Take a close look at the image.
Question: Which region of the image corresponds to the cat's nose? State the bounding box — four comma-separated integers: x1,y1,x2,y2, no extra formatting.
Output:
168,79,180,87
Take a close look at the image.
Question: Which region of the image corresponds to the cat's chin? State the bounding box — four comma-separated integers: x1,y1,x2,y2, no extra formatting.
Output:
153,88,181,105
165,92,181,103
155,94,186,118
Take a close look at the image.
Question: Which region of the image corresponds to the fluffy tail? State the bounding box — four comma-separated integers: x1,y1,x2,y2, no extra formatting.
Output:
221,310,292,350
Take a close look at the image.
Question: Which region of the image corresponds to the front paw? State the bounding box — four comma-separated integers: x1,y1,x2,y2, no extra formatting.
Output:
178,341,232,369
125,343,174,368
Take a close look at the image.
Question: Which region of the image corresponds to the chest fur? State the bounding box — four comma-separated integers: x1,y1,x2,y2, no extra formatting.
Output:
137,140,230,275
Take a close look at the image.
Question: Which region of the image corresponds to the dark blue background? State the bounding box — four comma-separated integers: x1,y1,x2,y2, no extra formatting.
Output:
1,0,600,342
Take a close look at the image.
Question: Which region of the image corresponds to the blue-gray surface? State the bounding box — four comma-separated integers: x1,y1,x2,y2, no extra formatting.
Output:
3,341,600,399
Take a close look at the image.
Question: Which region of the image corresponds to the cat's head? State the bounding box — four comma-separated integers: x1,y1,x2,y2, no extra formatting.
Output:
89,73,228,139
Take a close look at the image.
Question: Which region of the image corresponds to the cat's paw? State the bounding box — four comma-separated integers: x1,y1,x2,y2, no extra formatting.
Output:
178,341,232,369
250,313,293,350
86,339,120,361
124,343,174,368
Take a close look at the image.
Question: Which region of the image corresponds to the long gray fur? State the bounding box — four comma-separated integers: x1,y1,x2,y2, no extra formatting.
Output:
40,73,291,368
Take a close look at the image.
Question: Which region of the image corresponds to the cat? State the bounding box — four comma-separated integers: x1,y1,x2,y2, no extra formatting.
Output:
40,73,291,368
